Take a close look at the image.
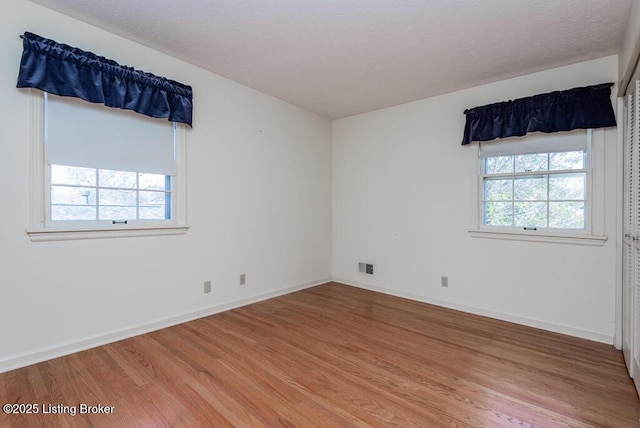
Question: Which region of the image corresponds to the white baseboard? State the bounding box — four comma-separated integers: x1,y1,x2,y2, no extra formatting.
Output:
0,277,331,374
2,276,614,374
334,277,614,345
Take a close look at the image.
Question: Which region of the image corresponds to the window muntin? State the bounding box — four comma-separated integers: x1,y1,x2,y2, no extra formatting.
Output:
49,166,172,224
481,143,589,232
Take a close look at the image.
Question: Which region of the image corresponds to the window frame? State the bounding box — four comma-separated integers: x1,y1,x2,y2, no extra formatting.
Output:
26,90,189,241
468,129,607,246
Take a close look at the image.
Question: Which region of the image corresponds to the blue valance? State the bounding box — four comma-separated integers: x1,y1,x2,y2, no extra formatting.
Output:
461,83,616,145
16,32,193,126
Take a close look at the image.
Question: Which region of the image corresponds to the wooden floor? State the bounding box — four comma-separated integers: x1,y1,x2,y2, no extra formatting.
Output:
0,282,638,427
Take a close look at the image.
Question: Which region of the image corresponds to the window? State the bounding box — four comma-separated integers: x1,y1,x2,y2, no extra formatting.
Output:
27,91,188,241
482,149,587,230
49,166,172,224
469,129,607,246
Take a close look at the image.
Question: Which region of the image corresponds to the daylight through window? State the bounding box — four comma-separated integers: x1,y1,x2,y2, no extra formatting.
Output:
50,166,172,222
479,130,590,232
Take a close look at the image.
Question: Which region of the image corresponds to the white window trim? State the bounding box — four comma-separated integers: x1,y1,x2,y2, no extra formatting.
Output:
467,128,607,246
26,90,189,242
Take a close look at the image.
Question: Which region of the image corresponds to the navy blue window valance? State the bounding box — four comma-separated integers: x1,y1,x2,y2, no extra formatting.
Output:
461,83,616,145
16,32,193,126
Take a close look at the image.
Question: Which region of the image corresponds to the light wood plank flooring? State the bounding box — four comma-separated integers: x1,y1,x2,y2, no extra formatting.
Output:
0,282,638,427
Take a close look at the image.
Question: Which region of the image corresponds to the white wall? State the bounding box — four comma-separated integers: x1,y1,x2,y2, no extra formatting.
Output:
333,56,619,343
0,0,332,372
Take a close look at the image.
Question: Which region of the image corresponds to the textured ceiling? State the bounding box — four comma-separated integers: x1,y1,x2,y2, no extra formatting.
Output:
29,0,631,119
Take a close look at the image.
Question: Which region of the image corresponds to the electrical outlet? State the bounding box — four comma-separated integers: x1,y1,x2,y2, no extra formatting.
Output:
204,280,212,294
441,276,449,287
240,273,246,285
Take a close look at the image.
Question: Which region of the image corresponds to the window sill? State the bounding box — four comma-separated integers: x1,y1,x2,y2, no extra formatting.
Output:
26,225,189,242
467,229,607,246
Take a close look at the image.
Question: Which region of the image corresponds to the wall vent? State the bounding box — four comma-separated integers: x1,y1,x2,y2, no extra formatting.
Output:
358,262,374,275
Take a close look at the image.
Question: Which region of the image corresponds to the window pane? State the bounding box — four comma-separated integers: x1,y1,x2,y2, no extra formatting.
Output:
51,165,96,186
99,189,137,206
515,153,548,172
484,202,512,226
139,173,169,191
51,205,96,221
514,176,547,201
140,191,170,220
51,185,96,205
99,206,137,220
139,190,166,206
549,202,585,229
98,189,137,220
514,202,547,228
51,185,96,221
485,156,513,174
139,207,166,220
99,169,136,189
549,151,585,171
549,173,585,201
484,179,512,201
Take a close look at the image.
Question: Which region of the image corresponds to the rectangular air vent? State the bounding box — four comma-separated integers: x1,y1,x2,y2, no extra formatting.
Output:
358,262,374,275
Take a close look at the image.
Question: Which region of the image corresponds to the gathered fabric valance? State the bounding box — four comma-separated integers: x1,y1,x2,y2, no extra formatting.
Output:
461,83,616,145
16,32,193,126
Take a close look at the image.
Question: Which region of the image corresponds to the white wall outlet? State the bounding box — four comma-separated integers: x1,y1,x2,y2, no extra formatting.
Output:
204,280,212,294
441,276,449,287
240,273,246,285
